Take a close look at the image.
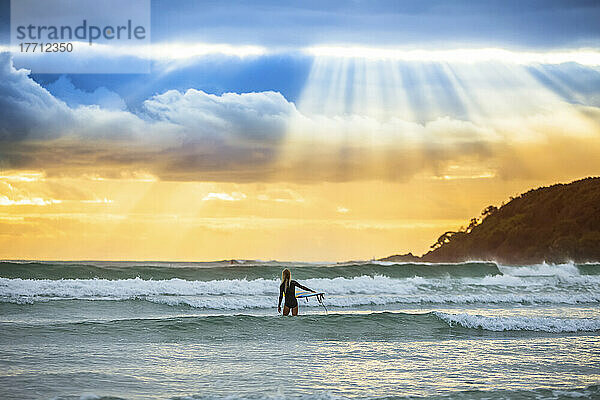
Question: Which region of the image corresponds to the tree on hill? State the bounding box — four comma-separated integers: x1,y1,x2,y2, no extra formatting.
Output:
481,205,498,219
430,231,458,250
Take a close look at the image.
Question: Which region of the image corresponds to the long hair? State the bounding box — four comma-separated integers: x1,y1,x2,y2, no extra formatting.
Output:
281,268,291,292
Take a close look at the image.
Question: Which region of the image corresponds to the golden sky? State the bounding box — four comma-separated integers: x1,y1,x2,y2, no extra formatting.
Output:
0,171,596,261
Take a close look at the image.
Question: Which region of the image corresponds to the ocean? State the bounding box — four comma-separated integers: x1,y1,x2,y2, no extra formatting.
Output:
0,260,599,400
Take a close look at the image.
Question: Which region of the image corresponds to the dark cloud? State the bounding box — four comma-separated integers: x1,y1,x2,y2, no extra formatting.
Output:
0,53,73,140
0,54,290,180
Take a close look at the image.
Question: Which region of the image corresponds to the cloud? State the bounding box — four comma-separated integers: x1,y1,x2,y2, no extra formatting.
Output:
202,192,247,201
143,88,295,142
0,53,173,144
24,63,294,147
0,196,62,206
0,171,44,182
0,53,295,180
46,75,127,111
1,53,600,183
0,170,115,207
0,52,73,140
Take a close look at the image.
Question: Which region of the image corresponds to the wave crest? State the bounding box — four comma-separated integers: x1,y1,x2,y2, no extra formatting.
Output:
434,312,600,333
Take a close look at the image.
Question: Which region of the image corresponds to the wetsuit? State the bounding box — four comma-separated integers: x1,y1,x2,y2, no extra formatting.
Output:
279,280,312,309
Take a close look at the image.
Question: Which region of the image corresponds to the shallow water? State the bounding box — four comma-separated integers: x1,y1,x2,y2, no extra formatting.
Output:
1,260,599,399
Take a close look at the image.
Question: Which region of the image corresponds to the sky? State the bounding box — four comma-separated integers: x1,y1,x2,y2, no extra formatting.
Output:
1,0,600,261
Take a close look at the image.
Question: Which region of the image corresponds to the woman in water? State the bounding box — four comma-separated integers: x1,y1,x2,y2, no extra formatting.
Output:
278,268,316,316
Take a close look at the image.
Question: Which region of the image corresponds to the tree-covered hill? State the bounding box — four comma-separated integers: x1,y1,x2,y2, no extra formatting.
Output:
417,177,600,264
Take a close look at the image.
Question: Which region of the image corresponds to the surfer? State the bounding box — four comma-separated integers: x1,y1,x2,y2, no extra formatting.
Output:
278,268,316,316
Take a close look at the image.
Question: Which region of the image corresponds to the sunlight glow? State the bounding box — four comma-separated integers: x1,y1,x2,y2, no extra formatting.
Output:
275,45,600,185
7,43,599,65
296,53,594,125
305,46,600,66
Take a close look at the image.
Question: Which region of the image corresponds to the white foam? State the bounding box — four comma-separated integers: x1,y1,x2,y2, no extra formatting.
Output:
6,291,599,310
0,275,422,298
462,274,527,286
499,261,580,277
435,311,600,332
2,273,599,308
0,277,277,297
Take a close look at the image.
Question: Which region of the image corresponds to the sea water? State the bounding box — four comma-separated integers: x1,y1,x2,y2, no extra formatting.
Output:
0,260,599,399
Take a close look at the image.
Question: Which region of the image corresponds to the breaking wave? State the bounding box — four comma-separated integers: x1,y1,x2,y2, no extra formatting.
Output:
2,265,599,307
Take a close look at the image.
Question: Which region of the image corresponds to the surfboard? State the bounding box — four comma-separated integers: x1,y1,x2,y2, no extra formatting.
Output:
296,291,325,298
295,292,328,312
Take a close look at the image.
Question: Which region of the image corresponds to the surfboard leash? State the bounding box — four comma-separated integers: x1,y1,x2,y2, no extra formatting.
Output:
298,292,328,314
316,293,328,314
